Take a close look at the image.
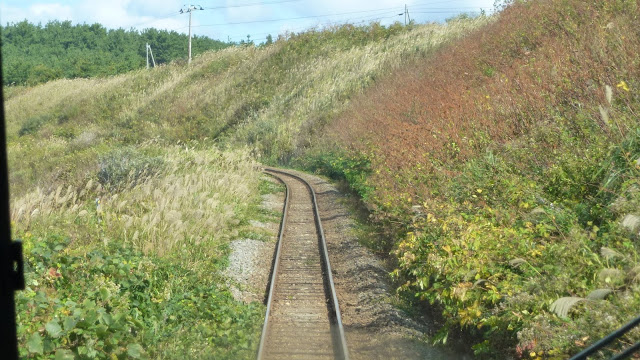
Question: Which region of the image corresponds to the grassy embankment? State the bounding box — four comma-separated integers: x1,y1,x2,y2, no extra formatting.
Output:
4,18,486,358
14,147,264,359
300,0,640,358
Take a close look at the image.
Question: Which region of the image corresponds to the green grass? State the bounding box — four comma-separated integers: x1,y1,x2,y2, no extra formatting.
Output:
11,145,266,359
5,19,488,197
17,234,262,359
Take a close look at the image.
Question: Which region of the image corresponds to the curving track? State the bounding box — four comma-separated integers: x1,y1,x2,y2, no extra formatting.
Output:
257,168,349,360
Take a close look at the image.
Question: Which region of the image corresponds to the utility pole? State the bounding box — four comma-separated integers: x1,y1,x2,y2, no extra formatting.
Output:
146,43,156,69
149,45,156,68
180,5,204,64
404,4,411,26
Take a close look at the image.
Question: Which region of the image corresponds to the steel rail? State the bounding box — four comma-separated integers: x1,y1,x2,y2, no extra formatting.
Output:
570,314,640,360
256,171,289,360
257,168,350,360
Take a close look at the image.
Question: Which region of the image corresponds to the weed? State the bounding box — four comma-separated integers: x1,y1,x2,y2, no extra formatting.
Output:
309,0,640,357
11,145,264,357
97,147,165,190
19,114,51,136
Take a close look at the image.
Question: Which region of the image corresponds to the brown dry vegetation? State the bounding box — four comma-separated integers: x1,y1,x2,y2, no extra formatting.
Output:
330,0,640,206
311,0,640,358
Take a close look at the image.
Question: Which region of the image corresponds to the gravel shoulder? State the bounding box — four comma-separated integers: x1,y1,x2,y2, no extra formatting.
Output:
223,175,283,304
224,170,471,359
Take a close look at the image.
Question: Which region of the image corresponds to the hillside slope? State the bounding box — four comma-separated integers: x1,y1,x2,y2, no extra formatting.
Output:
305,0,640,358
4,19,488,358
5,18,486,198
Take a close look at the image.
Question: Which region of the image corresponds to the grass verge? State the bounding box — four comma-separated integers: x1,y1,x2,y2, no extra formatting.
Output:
12,145,265,359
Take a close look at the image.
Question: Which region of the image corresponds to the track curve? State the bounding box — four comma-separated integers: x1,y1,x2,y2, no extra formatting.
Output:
257,168,349,360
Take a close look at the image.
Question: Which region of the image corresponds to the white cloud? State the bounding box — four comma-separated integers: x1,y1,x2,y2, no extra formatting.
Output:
30,3,73,18
127,0,181,17
0,2,73,24
224,0,278,23
77,0,132,28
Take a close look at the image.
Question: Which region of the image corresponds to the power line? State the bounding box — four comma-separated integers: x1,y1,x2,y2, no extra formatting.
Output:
202,0,303,11
129,0,304,30
131,0,493,31
130,12,183,29
185,6,436,29
412,10,488,14
134,1,493,34
223,10,403,42
188,2,493,42
235,3,485,44
411,0,489,5
409,6,491,10
187,8,485,29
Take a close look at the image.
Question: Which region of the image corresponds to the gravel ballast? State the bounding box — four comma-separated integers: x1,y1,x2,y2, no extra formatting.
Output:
223,177,283,304
223,170,472,359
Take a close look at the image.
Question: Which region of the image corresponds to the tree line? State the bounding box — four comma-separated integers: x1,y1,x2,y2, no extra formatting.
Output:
1,20,232,86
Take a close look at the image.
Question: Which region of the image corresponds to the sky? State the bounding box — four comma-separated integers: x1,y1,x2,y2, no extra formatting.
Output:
0,0,496,43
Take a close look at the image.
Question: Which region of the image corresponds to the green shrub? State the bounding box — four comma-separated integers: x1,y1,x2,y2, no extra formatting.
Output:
19,114,51,136
17,233,263,359
297,149,374,200
386,125,640,358
97,147,164,190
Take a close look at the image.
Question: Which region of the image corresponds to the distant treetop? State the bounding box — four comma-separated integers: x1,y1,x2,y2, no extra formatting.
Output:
1,20,232,86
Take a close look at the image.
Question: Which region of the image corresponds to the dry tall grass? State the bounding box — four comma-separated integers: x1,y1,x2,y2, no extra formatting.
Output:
4,18,488,193
11,146,259,266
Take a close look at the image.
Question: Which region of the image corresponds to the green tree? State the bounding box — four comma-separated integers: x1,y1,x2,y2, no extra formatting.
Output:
1,20,233,86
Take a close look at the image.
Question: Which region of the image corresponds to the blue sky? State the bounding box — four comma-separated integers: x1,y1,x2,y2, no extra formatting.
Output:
0,0,496,43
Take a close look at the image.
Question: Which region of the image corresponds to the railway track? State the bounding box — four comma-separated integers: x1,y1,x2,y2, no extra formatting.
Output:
257,168,349,360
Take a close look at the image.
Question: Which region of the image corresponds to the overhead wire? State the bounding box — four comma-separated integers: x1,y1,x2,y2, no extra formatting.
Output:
130,0,303,30
184,5,480,29
161,0,496,42
202,0,303,11
132,0,494,31
223,10,403,42
130,11,183,29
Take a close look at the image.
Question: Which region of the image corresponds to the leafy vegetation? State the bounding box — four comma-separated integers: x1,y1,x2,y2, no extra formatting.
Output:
295,149,374,200
308,0,640,358
11,145,266,358
18,114,51,137
1,20,231,85
11,2,638,357
17,234,261,359
4,19,489,357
